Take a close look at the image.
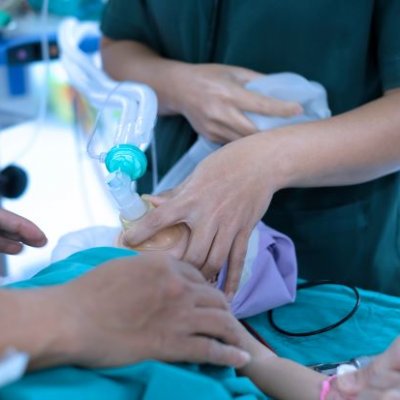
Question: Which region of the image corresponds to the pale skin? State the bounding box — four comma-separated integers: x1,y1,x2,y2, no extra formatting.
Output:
123,88,400,297
0,208,47,254
0,210,250,370
2,212,400,399
237,322,400,400
100,37,400,296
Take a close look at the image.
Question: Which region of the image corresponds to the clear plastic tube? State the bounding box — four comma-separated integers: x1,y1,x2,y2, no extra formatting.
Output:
58,18,158,160
58,18,158,218
106,171,148,221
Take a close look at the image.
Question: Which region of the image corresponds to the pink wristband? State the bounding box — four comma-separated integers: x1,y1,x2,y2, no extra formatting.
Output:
320,375,337,400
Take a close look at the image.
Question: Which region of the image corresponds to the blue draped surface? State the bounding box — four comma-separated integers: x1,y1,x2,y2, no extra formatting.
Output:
1,247,399,399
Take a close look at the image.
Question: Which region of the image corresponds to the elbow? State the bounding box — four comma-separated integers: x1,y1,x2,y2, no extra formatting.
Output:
99,36,116,75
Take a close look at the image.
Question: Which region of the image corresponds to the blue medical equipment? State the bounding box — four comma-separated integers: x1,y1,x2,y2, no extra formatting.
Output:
28,0,103,20
58,18,158,221
0,32,58,96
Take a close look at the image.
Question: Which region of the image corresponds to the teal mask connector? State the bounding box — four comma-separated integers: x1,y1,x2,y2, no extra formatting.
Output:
105,144,148,181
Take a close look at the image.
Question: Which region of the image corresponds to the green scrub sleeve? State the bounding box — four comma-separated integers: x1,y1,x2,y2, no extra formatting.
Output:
100,0,153,46
376,0,400,90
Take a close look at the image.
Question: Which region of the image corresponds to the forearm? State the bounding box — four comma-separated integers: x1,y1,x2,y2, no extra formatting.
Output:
100,38,188,115
257,89,400,190
240,354,324,400
0,288,76,370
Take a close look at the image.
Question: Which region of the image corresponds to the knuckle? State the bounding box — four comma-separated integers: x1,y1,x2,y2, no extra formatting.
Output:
165,279,186,300
205,124,220,139
221,318,238,342
205,339,221,363
144,212,164,231
185,254,204,269
161,271,187,300
204,264,222,279
367,361,383,387
212,289,228,305
204,106,220,121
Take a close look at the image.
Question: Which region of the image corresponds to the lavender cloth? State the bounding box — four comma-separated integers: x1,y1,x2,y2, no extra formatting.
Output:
51,221,297,320
52,221,298,319
217,221,297,319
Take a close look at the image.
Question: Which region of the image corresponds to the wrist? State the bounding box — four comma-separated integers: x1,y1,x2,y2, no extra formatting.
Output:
251,129,302,192
154,60,193,115
237,133,288,194
0,287,80,370
323,374,353,400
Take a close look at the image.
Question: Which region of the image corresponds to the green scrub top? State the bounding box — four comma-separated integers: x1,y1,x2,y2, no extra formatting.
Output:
101,0,400,295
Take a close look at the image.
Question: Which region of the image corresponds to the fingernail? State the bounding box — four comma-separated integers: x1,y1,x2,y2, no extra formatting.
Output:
337,372,357,391
236,350,251,366
292,104,304,115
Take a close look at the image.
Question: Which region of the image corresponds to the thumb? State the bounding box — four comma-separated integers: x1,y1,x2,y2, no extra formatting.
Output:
336,370,366,397
230,66,264,85
143,190,174,207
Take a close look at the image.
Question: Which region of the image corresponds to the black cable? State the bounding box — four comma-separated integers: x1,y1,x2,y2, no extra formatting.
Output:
268,280,361,337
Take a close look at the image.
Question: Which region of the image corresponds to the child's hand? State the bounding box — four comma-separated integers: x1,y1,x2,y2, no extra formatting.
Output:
335,338,400,399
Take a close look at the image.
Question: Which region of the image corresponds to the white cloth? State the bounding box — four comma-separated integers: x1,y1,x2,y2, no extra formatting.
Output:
51,226,120,262
155,72,331,193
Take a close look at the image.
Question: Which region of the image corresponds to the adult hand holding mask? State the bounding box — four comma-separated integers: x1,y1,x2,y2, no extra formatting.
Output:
123,73,330,296
123,137,273,298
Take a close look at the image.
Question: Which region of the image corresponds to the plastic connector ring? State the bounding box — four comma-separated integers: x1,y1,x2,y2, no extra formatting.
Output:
105,144,148,181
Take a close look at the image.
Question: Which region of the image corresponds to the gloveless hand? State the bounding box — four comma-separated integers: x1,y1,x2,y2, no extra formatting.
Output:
0,208,47,254
38,253,250,369
124,134,276,297
333,338,400,400
174,63,302,143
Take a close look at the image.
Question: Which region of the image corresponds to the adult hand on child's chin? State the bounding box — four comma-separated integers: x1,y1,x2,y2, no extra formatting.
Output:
334,338,400,399
42,253,250,369
123,135,277,297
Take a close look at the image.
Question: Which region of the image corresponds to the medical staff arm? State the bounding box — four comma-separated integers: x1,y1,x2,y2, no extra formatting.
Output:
0,254,250,371
0,288,73,370
267,88,400,188
124,89,400,295
100,37,301,143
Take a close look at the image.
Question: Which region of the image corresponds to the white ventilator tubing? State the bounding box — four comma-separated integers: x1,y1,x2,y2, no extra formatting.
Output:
58,18,157,155
106,171,148,220
58,18,158,219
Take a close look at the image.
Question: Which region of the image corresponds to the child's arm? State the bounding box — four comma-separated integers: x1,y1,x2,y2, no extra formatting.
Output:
238,322,400,400
239,353,325,400
237,324,325,400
